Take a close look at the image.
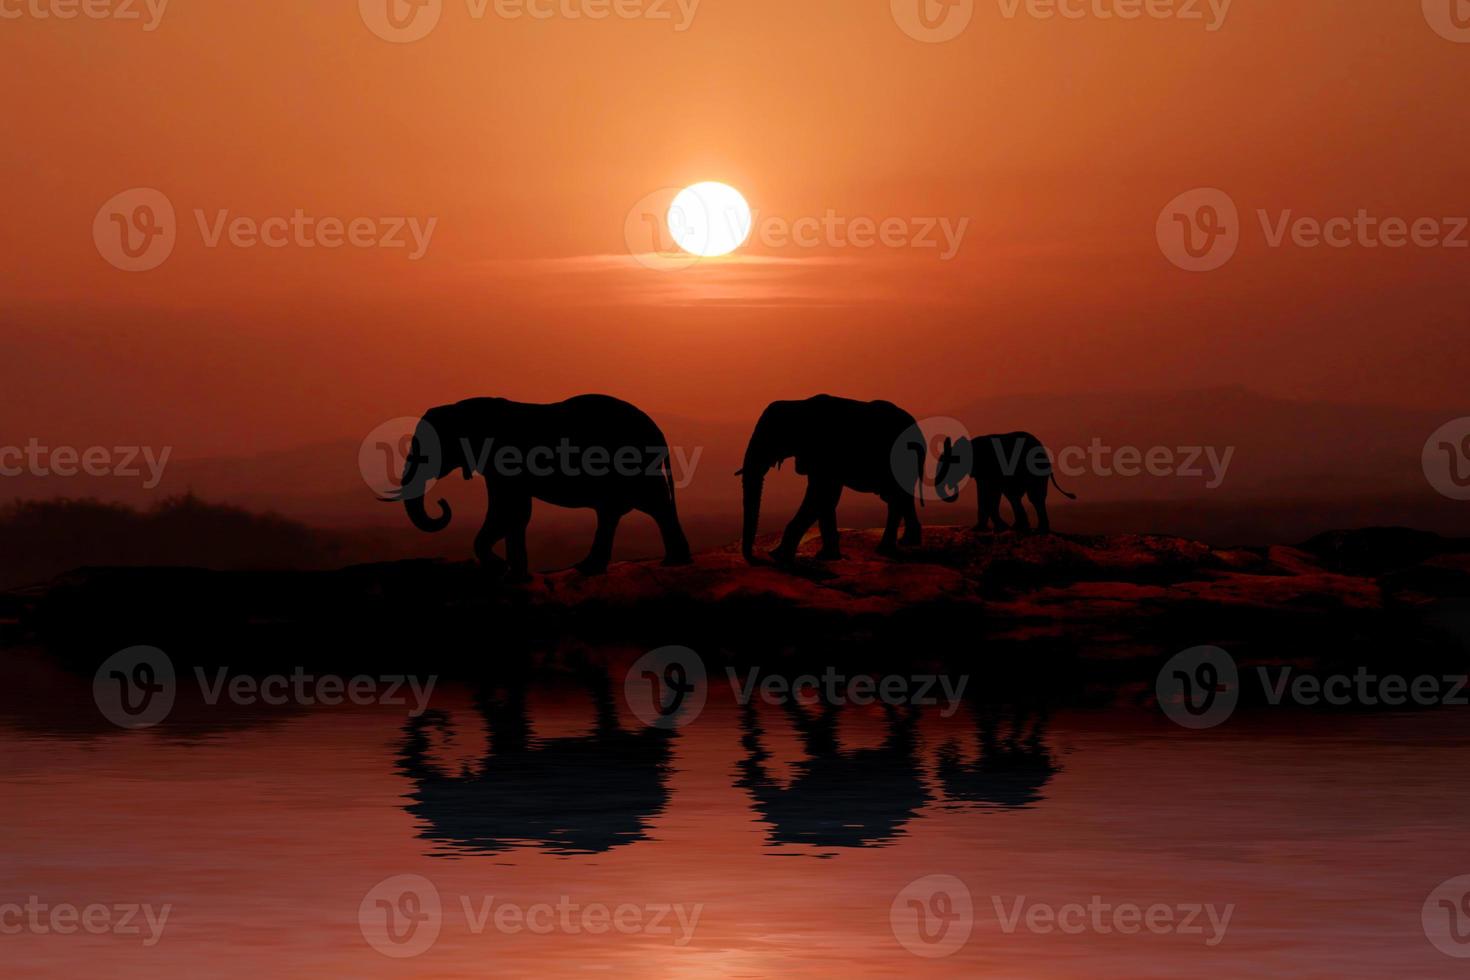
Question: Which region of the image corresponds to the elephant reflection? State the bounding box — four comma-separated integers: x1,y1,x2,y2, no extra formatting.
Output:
736,698,930,848
936,705,1057,809
396,669,674,856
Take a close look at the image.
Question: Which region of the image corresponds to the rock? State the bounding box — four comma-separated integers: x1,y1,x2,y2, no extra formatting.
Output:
10,525,1455,676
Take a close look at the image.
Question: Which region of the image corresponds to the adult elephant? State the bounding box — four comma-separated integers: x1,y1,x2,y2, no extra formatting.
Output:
737,395,926,564
396,670,675,856
385,395,691,580
736,699,930,848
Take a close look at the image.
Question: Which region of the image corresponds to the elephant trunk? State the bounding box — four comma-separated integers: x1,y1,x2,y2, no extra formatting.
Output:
404,488,452,532
741,469,765,562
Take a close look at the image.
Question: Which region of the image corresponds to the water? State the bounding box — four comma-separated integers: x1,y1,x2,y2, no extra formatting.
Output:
3,647,1469,977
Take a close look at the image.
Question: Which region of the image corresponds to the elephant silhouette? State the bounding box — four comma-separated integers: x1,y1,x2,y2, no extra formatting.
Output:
383,395,692,580
935,704,1057,809
737,395,926,564
395,667,675,856
735,697,930,848
934,432,1075,533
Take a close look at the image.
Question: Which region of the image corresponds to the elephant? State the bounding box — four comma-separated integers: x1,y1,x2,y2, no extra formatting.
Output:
934,432,1075,534
384,395,691,580
395,668,675,856
735,698,930,848
737,395,927,564
936,704,1057,809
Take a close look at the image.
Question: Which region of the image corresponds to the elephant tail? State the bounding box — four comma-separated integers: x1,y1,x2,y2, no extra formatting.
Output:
1050,473,1078,500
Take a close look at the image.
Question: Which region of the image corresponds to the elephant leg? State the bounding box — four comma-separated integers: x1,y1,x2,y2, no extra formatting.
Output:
502,494,533,582
813,481,844,560
878,500,902,556
641,491,692,566
974,483,989,531
984,485,1007,531
1006,489,1031,532
775,481,823,563
1028,480,1051,534
577,507,624,576
901,495,921,546
474,505,509,572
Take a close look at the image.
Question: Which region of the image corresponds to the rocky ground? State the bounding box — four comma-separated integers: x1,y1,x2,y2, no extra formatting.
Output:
4,526,1468,675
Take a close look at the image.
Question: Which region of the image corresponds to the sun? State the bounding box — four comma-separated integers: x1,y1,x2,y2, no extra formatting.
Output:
667,182,752,258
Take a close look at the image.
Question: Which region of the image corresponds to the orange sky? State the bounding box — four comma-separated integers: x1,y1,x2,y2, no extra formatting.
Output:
3,0,1467,457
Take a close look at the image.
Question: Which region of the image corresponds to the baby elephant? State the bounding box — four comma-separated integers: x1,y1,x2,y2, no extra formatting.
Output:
934,432,1075,533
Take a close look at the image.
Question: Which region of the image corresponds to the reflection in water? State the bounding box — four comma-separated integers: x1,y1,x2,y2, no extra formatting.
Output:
736,699,929,849
936,704,1058,809
396,666,674,856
